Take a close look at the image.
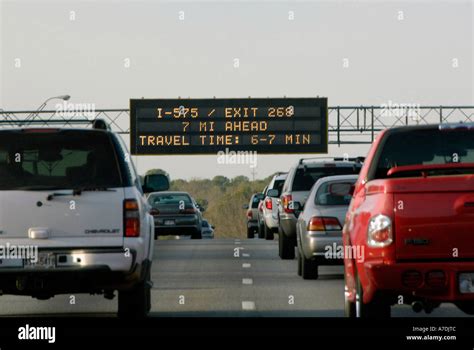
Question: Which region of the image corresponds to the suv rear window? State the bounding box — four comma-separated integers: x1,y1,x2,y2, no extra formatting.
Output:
251,195,262,208
292,166,361,191
0,130,123,190
372,128,474,179
271,179,285,196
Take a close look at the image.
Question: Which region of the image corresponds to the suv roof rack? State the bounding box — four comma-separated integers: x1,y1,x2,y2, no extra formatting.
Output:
298,156,365,165
0,118,111,130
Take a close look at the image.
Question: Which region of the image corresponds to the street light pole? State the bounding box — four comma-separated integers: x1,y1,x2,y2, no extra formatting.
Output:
26,95,71,123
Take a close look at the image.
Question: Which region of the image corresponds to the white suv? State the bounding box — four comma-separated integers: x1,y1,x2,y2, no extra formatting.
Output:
0,120,168,318
257,172,287,240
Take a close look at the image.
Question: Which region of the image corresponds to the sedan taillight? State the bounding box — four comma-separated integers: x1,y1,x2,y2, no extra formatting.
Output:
307,217,342,231
124,199,140,237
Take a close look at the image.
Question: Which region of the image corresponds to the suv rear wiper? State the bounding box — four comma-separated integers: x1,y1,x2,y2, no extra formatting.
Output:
72,187,117,195
47,187,116,201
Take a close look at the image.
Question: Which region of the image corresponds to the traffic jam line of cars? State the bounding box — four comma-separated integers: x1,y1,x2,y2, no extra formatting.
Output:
248,122,474,317
0,119,472,319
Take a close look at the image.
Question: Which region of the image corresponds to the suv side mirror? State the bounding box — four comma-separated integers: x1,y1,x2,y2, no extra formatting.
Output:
242,204,249,209
291,201,303,211
266,189,279,198
143,174,170,194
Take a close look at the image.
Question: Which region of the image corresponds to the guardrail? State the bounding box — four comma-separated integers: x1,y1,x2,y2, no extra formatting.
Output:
0,106,472,145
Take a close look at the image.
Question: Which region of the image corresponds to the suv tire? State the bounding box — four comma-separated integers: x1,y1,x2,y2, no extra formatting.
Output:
278,227,295,260
118,267,151,318
264,224,274,240
258,223,265,239
247,227,254,239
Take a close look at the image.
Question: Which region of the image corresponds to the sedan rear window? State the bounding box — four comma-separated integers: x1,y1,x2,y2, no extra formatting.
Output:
0,130,123,190
315,181,356,206
149,193,192,207
372,128,474,179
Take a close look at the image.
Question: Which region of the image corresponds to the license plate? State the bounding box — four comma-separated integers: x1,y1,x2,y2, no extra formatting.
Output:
24,252,56,269
0,258,24,268
459,273,474,294
164,220,175,226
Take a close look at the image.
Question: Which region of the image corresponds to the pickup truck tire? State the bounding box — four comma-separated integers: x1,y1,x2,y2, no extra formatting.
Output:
278,227,295,260
264,224,274,240
355,274,390,318
247,227,254,239
118,267,151,319
302,257,318,280
455,302,474,315
344,277,356,318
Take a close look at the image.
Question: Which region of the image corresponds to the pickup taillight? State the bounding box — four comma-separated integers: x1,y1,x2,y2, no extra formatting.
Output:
124,199,140,237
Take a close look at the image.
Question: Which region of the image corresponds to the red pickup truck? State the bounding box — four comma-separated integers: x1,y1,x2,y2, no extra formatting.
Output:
343,123,474,317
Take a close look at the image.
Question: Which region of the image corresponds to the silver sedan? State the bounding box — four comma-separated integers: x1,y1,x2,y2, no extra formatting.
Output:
295,175,358,280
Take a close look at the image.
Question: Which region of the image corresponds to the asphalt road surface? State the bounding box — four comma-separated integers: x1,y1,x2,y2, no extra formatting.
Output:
0,238,469,317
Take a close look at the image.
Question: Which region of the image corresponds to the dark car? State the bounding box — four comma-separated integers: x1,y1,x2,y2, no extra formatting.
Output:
201,220,215,239
148,191,203,239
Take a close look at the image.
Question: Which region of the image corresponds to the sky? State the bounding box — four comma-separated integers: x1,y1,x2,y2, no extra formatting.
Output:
1,0,473,179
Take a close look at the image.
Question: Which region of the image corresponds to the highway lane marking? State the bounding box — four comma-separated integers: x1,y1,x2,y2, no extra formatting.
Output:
242,253,250,257
242,263,251,268
242,301,256,311
242,278,253,285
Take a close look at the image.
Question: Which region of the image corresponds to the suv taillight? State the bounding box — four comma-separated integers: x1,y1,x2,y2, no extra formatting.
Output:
124,199,140,237
247,209,253,219
282,194,293,213
307,217,342,231
367,214,392,247
265,198,273,210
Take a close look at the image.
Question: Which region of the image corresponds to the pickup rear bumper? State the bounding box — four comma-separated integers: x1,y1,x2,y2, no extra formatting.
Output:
363,260,474,303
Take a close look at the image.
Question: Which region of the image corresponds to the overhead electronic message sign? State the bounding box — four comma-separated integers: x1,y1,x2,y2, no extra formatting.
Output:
130,98,328,155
